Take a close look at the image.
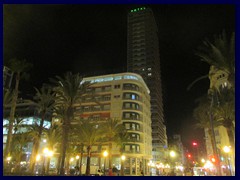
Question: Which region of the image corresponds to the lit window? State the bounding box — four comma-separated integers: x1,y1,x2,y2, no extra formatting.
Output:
103,77,113,81
148,73,152,76
147,68,151,71
114,76,122,80
131,94,136,100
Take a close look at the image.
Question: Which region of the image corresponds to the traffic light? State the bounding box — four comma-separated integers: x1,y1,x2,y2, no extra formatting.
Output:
192,142,198,146
187,153,192,158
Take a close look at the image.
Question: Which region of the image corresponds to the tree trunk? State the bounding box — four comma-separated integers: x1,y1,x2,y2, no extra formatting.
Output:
108,142,112,176
29,113,46,174
79,145,84,175
60,120,70,175
4,73,20,158
46,157,51,175
57,154,61,175
86,146,91,176
226,126,235,152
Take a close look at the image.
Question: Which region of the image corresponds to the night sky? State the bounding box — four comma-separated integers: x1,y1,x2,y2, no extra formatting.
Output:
3,4,235,150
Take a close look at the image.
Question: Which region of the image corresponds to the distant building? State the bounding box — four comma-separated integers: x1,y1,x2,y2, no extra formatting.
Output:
69,72,153,176
172,134,185,166
3,99,52,160
127,6,167,163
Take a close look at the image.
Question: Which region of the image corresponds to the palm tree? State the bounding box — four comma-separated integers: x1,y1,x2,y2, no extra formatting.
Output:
11,132,30,174
193,95,221,152
100,118,124,176
43,124,61,175
73,120,103,176
50,72,90,175
187,31,235,91
4,58,32,158
193,95,222,175
29,86,56,174
214,87,235,150
115,128,128,176
195,31,235,89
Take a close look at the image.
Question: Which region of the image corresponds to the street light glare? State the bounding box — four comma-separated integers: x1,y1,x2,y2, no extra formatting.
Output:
103,150,108,157
223,146,231,153
170,151,176,157
121,155,126,161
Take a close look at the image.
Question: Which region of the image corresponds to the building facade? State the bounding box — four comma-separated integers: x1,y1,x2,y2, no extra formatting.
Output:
75,72,153,175
127,7,167,162
3,99,52,160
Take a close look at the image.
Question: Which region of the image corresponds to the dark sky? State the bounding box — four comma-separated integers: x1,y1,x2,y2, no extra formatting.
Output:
3,4,235,149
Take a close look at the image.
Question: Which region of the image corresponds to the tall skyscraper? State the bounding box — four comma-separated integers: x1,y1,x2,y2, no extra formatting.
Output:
127,7,167,162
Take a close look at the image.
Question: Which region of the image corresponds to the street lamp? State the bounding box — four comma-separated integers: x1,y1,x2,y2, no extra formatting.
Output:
42,148,53,175
169,151,176,174
223,146,232,176
103,151,108,176
120,155,126,176
170,151,176,158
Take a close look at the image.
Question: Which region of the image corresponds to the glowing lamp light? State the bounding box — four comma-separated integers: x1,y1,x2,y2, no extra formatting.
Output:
192,142,198,146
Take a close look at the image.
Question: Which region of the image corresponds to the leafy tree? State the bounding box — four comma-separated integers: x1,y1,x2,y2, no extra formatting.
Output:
4,58,32,158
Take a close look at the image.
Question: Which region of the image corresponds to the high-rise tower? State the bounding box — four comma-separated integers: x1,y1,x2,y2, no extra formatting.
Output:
127,6,167,162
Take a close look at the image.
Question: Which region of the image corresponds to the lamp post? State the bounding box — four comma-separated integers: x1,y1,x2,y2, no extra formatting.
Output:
120,155,126,176
223,146,232,176
103,151,108,176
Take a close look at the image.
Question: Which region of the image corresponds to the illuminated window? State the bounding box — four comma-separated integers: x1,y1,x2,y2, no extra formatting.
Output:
131,94,136,100
148,73,152,76
147,68,151,71
114,76,122,80
103,77,113,81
